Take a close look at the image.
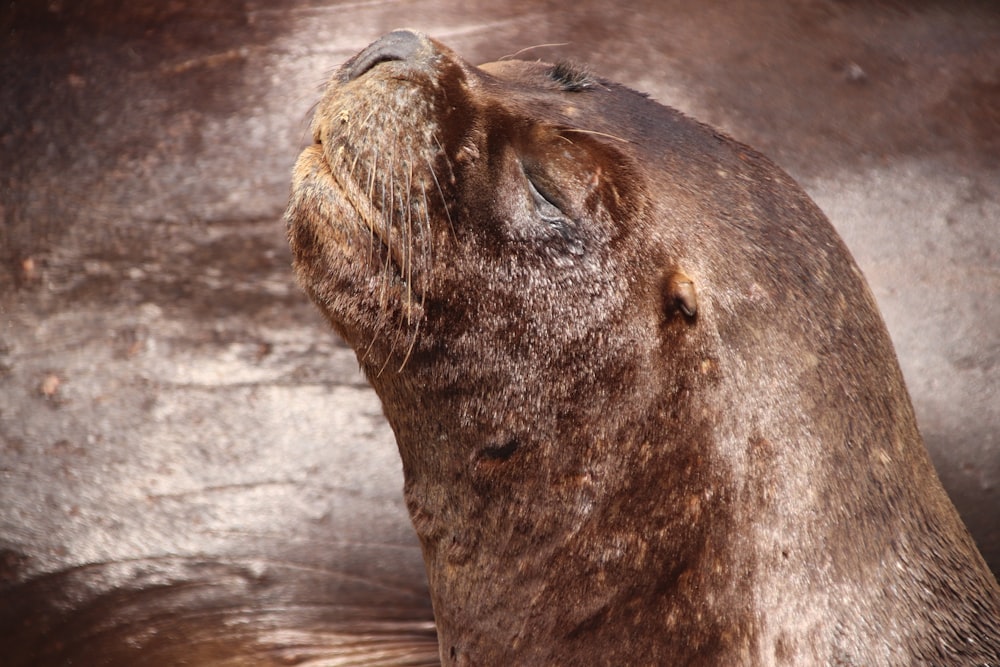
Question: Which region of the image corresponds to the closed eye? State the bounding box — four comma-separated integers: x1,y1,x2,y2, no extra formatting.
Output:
526,175,567,224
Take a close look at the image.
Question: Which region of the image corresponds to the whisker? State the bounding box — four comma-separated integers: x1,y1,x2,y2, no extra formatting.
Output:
404,150,415,325
398,182,433,373
500,42,570,60
349,150,362,180
559,127,633,144
418,181,433,289
296,99,321,145
379,145,411,374
398,307,421,373
374,343,395,378
385,188,409,369
426,150,455,239
382,146,397,308
366,157,380,267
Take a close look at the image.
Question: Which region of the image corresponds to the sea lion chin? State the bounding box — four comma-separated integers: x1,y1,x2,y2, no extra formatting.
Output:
286,29,1000,666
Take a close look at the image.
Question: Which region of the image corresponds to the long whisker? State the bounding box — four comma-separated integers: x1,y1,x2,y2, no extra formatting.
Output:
404,150,415,325
559,127,633,144
374,142,407,380
500,42,570,60
366,147,380,265
386,177,411,371
378,147,394,312
397,180,432,373
426,148,455,239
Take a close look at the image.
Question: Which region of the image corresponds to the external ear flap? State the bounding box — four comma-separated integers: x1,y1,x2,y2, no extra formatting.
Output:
664,271,698,319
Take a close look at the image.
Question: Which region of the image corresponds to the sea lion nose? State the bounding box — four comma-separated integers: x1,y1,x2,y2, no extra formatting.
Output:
345,30,428,81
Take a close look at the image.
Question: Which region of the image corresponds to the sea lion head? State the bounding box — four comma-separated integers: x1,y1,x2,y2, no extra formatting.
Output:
286,29,713,464
287,28,687,365
285,30,1000,666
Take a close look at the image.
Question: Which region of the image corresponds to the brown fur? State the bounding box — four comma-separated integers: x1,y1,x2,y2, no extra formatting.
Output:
286,30,1000,666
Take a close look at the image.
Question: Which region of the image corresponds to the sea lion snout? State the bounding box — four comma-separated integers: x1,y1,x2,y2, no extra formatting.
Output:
343,29,433,82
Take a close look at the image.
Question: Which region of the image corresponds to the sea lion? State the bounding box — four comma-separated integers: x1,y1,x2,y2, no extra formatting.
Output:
285,30,1000,666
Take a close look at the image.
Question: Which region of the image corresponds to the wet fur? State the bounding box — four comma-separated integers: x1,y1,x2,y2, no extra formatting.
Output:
287,31,1000,666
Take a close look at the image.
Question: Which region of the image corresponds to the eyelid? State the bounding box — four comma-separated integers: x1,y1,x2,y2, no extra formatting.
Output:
525,172,566,222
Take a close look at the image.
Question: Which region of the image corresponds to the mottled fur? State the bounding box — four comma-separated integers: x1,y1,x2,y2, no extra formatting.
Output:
287,30,1000,666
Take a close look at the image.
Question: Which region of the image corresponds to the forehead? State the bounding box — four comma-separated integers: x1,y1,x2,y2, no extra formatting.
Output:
476,60,644,113
472,59,697,167
476,60,595,92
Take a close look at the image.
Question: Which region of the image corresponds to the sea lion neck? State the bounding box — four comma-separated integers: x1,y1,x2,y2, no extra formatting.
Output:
374,341,758,666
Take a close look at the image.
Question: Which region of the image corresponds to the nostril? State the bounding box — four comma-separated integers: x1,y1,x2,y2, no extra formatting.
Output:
345,30,426,81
